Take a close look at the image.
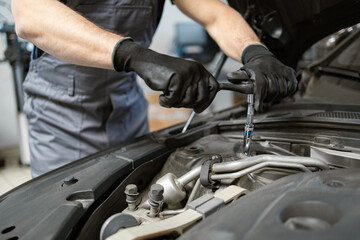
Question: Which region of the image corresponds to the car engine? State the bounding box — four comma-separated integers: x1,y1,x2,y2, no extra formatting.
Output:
98,106,360,240
95,24,360,240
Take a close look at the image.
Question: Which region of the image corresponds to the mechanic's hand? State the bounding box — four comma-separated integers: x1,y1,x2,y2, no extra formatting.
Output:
112,38,219,113
227,44,298,112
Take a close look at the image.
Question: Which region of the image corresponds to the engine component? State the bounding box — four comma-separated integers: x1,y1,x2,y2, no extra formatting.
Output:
124,184,139,211
188,185,248,218
154,154,328,207
187,194,225,218
160,179,202,217
156,173,187,206
108,209,202,240
212,161,311,180
110,186,248,240
179,169,360,240
176,155,328,185
200,155,222,188
99,213,140,240
147,184,164,218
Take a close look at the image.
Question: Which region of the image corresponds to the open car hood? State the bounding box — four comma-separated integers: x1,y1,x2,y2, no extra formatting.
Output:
227,0,360,67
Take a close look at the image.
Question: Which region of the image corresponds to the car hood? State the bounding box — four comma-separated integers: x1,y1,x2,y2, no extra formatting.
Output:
228,0,360,67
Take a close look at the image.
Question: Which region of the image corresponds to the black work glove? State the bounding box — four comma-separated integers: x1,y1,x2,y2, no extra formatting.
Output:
112,38,219,113
227,44,298,112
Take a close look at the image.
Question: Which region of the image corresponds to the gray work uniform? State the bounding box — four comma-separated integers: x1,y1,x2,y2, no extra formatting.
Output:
23,0,165,177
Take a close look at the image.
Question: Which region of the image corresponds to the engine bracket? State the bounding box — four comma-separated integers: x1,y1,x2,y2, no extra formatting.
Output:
200,155,222,188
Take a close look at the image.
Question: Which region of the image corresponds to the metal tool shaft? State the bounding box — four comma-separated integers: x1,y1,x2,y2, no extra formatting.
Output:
181,111,196,133
243,94,254,155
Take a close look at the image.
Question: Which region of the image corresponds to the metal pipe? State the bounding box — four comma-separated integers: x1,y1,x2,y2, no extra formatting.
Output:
211,161,311,180
212,155,329,173
177,155,328,189
160,178,201,217
178,166,201,187
186,178,201,205
160,208,185,217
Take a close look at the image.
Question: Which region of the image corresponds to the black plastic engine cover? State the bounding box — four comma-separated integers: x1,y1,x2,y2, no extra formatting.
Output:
180,169,360,240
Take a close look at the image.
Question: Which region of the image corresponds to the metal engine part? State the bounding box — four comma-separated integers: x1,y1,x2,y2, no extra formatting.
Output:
107,186,248,240
102,131,360,240
156,173,186,206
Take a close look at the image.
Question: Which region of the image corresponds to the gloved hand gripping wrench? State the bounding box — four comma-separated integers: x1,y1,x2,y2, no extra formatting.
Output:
182,79,254,154
181,52,254,155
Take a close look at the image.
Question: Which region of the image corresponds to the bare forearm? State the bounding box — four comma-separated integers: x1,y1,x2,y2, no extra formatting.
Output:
175,0,260,61
12,0,121,69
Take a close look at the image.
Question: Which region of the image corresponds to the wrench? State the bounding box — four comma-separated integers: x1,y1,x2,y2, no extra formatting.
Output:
182,80,254,156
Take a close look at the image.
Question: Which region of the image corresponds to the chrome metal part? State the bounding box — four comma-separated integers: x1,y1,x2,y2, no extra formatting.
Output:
177,155,328,186
156,173,187,206
211,161,311,180
178,166,201,187
182,111,196,134
212,155,329,173
243,93,254,155
160,179,201,217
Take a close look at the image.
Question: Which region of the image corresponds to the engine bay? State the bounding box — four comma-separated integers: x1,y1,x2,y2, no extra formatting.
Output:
100,104,360,240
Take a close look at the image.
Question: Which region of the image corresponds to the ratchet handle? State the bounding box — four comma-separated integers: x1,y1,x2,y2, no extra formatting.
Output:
219,81,254,94
223,69,254,94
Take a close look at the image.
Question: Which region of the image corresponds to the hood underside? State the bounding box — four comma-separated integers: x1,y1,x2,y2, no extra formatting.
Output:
228,0,360,67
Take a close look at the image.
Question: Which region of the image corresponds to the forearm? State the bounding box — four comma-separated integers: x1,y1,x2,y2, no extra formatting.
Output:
175,0,260,61
12,0,121,69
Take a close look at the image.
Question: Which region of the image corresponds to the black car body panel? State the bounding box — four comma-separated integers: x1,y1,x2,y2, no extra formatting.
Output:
228,0,360,67
0,137,172,239
180,169,360,240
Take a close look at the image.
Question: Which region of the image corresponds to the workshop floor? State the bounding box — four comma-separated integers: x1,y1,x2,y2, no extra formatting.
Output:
0,157,31,196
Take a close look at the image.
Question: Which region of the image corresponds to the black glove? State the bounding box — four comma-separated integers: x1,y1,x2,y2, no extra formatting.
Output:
112,38,219,113
227,44,298,112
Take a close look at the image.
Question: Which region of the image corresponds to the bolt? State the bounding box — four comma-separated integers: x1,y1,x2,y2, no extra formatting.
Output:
125,184,138,196
148,184,164,203
62,176,78,186
124,184,139,211
147,184,164,218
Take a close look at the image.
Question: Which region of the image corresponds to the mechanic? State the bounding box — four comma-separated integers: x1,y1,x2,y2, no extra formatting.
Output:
11,0,298,177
